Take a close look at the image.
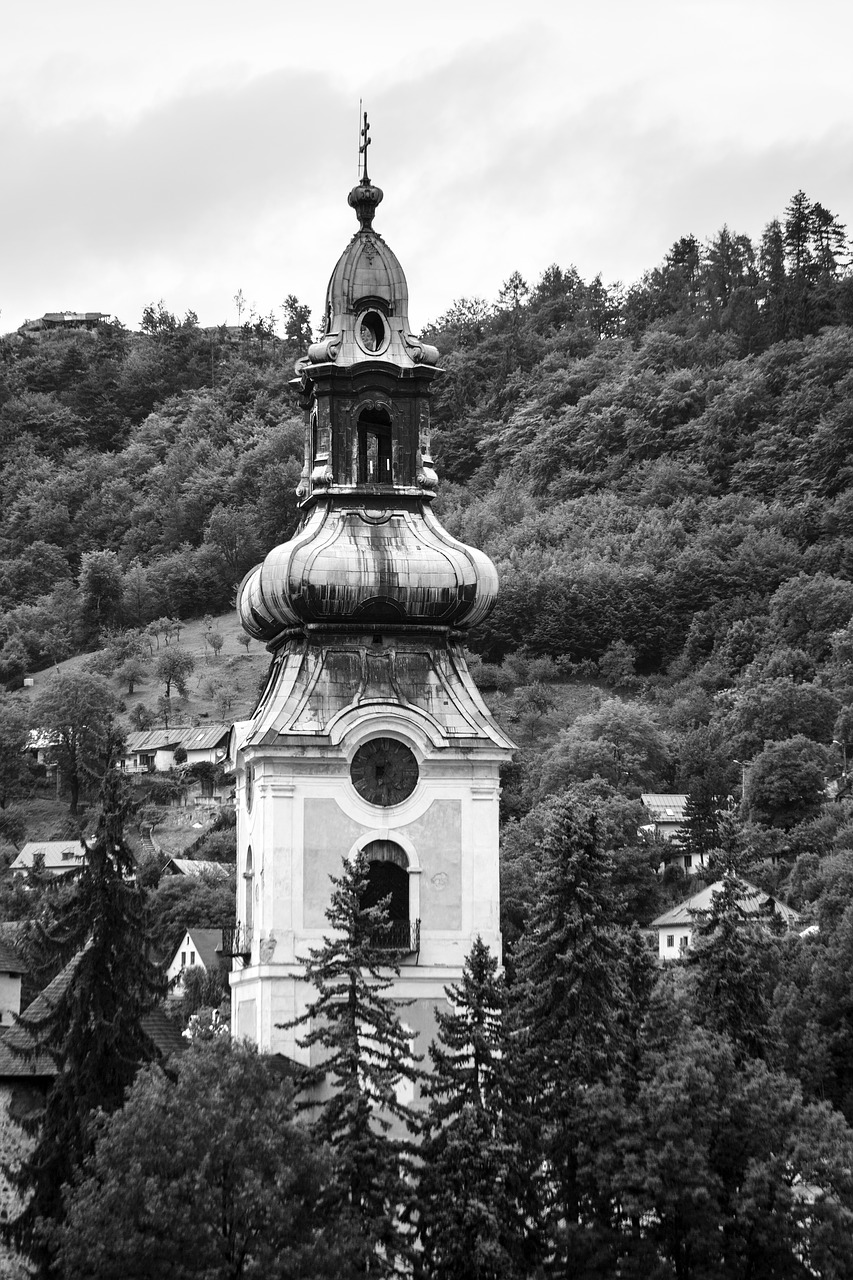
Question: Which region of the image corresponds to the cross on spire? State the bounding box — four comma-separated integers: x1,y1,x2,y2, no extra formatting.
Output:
359,107,371,184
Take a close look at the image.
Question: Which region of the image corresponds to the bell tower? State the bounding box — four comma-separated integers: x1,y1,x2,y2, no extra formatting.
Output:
229,146,513,1079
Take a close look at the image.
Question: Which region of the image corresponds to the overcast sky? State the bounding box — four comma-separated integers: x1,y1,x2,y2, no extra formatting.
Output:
2,0,852,335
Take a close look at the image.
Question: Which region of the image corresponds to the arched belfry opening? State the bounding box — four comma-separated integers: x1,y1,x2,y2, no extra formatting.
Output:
357,406,392,485
360,840,414,950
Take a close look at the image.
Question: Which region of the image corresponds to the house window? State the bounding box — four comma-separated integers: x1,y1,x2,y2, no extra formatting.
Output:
666,935,675,948
679,936,689,951
189,951,196,966
684,855,693,869
181,951,186,967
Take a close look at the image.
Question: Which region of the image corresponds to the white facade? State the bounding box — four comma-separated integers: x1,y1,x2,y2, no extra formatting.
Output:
229,644,511,1079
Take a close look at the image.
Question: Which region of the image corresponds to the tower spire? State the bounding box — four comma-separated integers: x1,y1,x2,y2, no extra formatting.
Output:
348,106,383,231
359,105,371,185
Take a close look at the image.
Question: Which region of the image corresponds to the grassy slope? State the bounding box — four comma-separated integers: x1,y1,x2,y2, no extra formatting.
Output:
20,611,272,727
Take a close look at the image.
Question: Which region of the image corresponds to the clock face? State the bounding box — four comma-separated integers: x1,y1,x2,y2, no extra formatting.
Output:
350,738,418,807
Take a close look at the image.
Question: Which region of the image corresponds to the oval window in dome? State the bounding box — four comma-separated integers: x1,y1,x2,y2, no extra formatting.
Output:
357,310,387,354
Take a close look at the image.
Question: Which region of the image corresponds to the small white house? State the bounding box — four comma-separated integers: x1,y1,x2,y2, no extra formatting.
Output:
651,879,800,961
640,793,715,875
10,841,86,878
166,928,225,998
120,725,230,775
640,793,689,843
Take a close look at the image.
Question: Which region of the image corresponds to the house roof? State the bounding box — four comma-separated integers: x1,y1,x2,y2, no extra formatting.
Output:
11,841,85,874
0,953,185,1080
178,929,223,970
163,859,231,881
0,937,25,975
124,725,230,754
641,794,689,823
651,879,800,930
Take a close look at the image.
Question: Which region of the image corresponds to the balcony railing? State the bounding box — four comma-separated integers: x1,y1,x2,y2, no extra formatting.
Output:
368,919,420,954
220,924,252,962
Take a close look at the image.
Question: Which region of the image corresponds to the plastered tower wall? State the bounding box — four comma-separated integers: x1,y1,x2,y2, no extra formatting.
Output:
228,165,513,1090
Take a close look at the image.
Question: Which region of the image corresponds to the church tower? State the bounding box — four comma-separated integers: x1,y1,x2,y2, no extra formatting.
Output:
229,146,513,1079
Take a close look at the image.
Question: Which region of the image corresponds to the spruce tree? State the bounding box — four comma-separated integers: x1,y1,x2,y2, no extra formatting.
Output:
687,867,779,1062
511,795,627,1275
9,731,164,1274
415,936,532,1280
288,848,422,1276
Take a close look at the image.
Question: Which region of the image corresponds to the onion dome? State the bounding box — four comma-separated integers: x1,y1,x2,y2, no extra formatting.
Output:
303,178,439,370
238,500,499,643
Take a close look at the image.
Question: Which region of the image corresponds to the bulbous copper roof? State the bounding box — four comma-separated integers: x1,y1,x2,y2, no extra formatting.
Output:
238,499,499,643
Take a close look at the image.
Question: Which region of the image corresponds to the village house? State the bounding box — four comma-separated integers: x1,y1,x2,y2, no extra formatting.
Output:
651,878,800,960
119,725,230,776
161,858,231,881
10,841,86,879
640,793,716,875
165,928,225,998
18,311,111,334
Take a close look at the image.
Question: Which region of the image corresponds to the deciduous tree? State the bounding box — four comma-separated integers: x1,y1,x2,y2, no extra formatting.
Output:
30,672,118,813
56,1040,341,1280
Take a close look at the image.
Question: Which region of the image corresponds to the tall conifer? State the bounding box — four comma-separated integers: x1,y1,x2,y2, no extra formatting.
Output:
415,937,533,1280
512,796,626,1275
287,849,422,1276
9,731,164,1274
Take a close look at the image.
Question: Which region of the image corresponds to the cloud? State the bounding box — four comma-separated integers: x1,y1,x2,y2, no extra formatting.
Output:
2,18,853,334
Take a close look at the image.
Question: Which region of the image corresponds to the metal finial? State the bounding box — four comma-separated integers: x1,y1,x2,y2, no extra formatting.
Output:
359,107,371,185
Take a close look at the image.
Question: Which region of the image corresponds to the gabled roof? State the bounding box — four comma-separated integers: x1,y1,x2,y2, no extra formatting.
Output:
11,841,86,873
124,725,230,754
176,929,223,970
651,879,800,930
0,953,185,1080
641,794,689,823
163,859,231,881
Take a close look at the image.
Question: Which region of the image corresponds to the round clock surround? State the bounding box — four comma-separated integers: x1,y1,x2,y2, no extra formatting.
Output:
350,737,419,807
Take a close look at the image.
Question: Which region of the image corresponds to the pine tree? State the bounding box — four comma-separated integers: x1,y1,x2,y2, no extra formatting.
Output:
679,777,723,861
288,848,422,1276
415,937,532,1280
511,796,627,1275
687,867,779,1062
9,731,165,1274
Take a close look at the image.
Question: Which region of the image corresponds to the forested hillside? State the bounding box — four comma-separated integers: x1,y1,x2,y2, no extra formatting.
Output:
2,188,853,910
